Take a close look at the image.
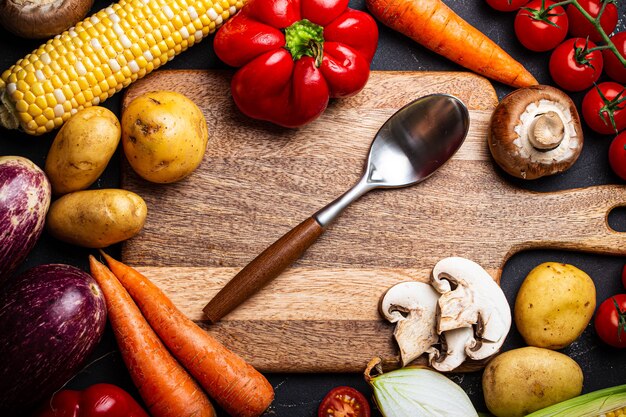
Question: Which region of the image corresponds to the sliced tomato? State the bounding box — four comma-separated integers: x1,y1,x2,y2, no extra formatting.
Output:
318,386,371,417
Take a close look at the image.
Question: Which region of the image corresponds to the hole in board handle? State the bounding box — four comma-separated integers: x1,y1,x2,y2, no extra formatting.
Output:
608,206,626,233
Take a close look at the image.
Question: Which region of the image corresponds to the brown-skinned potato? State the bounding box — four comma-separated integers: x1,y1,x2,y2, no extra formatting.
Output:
46,189,147,248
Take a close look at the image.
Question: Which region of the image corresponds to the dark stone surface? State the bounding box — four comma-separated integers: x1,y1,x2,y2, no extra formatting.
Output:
1,0,625,415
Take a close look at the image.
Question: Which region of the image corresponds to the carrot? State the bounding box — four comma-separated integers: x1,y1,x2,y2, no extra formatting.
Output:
100,251,275,417
88,256,216,417
366,0,538,88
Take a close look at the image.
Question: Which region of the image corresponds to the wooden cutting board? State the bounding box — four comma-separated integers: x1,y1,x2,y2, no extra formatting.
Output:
121,70,626,373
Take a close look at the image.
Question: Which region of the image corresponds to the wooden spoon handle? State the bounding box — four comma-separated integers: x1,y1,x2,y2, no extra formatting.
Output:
203,217,324,323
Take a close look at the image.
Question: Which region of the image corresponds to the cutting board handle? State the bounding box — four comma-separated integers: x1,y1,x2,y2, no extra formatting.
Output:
203,217,324,323
511,185,626,257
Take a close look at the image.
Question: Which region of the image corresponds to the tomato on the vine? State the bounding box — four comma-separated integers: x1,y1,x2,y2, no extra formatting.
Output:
486,0,530,12
549,38,603,92
603,32,626,83
609,131,626,180
566,0,618,43
515,0,569,52
581,82,626,135
595,294,626,348
318,386,371,417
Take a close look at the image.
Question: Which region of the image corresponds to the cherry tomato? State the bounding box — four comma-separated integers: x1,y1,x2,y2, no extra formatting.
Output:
318,386,371,417
549,38,603,92
566,0,618,43
515,0,569,52
603,32,626,83
581,82,626,135
595,294,626,348
486,0,530,12
609,131,626,180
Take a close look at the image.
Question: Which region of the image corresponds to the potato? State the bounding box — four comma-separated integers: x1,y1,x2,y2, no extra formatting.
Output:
122,91,208,183
47,189,147,248
515,262,596,349
482,347,583,417
45,107,121,195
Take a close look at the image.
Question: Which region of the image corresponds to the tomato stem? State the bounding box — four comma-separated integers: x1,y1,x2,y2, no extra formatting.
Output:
595,85,626,134
524,0,566,27
612,297,626,342
546,0,626,67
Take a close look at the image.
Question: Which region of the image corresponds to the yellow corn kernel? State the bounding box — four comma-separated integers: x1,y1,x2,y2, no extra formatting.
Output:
1,0,243,135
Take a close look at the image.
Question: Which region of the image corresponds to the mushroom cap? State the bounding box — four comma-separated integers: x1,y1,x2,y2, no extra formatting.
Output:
488,85,584,180
0,0,94,39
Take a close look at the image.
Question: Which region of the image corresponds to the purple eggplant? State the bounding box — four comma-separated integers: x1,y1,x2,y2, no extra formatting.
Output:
0,156,51,284
0,264,107,415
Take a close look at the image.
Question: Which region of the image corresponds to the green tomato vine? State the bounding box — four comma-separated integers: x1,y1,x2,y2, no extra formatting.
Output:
545,0,626,68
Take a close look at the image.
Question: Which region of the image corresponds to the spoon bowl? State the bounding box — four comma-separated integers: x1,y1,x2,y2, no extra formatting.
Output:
204,94,470,323
315,94,469,226
367,94,470,188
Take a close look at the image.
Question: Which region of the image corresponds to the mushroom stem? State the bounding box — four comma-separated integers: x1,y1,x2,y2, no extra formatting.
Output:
528,111,565,150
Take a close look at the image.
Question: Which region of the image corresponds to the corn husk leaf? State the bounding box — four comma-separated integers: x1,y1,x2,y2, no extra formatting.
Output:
526,384,626,417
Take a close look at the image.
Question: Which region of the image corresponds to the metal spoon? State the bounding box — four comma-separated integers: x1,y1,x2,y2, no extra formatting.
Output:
203,94,470,323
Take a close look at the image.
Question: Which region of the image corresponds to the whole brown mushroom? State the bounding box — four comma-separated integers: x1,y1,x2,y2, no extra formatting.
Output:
0,0,94,39
488,85,584,180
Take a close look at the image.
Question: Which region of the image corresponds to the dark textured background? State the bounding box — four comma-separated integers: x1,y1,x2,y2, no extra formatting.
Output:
1,0,626,415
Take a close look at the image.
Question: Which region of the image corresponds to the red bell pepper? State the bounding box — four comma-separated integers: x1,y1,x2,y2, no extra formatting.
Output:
34,384,148,417
214,0,378,127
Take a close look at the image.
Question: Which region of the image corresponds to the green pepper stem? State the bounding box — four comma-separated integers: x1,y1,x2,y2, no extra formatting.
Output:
284,19,325,67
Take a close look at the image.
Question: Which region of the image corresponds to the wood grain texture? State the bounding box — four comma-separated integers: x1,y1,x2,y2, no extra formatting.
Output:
121,70,626,373
203,217,324,323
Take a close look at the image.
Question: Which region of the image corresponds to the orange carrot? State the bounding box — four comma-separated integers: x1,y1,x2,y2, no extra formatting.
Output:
366,0,538,88
88,256,216,417
100,251,274,417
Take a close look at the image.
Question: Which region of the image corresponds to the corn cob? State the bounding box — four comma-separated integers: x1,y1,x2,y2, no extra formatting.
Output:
607,408,626,417
0,0,244,135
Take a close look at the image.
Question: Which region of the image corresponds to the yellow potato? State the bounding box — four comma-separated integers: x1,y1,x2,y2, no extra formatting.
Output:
515,262,596,349
45,107,121,195
122,90,208,183
482,347,583,417
47,189,147,248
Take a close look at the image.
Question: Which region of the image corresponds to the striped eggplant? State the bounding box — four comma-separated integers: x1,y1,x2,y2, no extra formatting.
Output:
0,264,107,415
0,156,51,285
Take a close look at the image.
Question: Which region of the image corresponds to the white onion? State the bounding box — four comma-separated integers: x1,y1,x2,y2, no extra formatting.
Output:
364,358,478,417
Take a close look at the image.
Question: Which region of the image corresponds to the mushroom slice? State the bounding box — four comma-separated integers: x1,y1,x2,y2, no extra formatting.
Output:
488,85,584,180
379,281,440,366
431,257,511,362
428,327,474,372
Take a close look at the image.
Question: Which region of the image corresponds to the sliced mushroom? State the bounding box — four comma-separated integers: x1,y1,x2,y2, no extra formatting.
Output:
431,257,511,361
0,0,94,39
428,327,474,372
379,281,440,366
488,85,583,180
